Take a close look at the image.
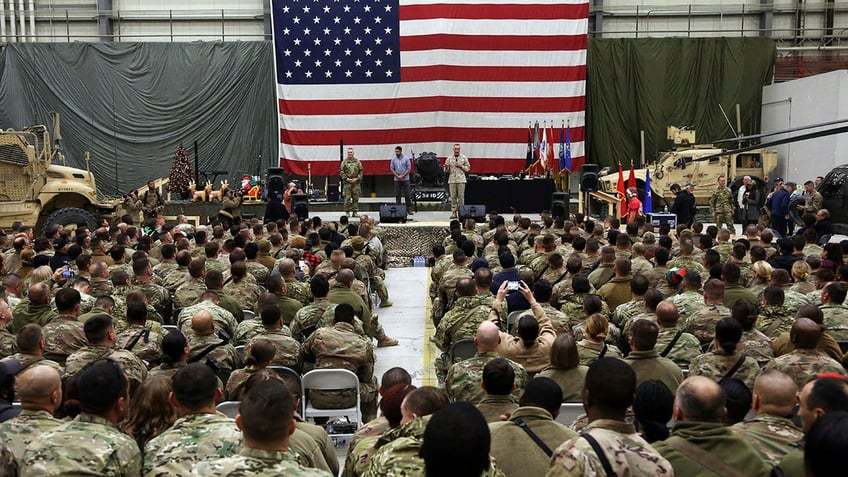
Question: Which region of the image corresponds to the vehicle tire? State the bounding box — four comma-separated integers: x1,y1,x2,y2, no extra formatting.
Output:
43,207,97,233
412,173,423,186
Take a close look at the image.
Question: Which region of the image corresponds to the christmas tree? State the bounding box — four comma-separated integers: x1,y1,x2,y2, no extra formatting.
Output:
168,146,193,200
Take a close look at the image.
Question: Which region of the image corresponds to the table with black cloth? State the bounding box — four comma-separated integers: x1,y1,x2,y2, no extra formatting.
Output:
464,178,555,213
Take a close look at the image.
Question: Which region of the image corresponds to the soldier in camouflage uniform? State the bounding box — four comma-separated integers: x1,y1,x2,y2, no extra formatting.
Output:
279,258,314,306
244,242,270,285
730,369,805,467
764,318,846,390
2,324,64,376
609,275,649,329
159,250,192,294
445,321,528,403
0,300,18,359
131,257,171,320
42,288,87,366
173,258,208,309
223,261,263,311
433,278,495,381
21,360,142,476
689,318,761,391
587,247,616,290
114,301,164,366
668,239,707,275
730,299,775,367
143,363,242,476
64,314,149,390
630,243,653,277
351,236,392,307
302,303,378,421
244,305,302,371
290,274,339,342
654,301,702,369
11,283,58,334
756,286,796,338
533,280,571,336
191,376,332,477
186,311,241,382
341,147,364,216
548,358,673,477
710,175,736,232
668,271,707,321
0,365,63,469
683,279,731,346
819,281,848,341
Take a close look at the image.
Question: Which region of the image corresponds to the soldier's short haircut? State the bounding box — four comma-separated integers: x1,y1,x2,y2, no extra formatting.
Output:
573,236,586,251
93,295,115,310
260,304,282,326
763,286,785,306
131,258,149,277
533,279,553,302
125,291,146,307
721,377,753,425
2,273,21,289
238,376,297,443
771,269,791,286
683,271,701,290
204,241,219,258
631,320,659,351
583,294,603,315
644,289,664,311
825,282,848,305
572,274,591,294
188,258,206,278
520,376,563,415
173,362,219,410
586,357,636,411
336,268,354,285
676,376,726,422
805,411,848,477
455,277,476,298
203,269,223,290
54,287,81,314
77,359,128,415
703,279,725,300
199,290,220,303
630,274,649,295
732,242,748,259
28,282,50,306
381,367,412,391
704,250,721,269
267,274,285,294
722,262,742,284
806,377,848,414
334,303,355,324
108,244,125,261
749,245,767,262
83,314,114,344
110,270,129,288
401,386,449,418
564,256,582,275
797,304,825,324
715,317,742,354
482,358,514,396
125,301,147,324
499,252,515,269
310,274,330,297
421,401,491,477
173,250,190,267
16,323,43,353
229,249,247,265
161,330,187,364
230,261,247,280
653,246,670,266
473,267,493,289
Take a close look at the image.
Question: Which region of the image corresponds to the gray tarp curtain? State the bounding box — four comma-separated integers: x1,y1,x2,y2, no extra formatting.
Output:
0,42,277,196
586,37,776,168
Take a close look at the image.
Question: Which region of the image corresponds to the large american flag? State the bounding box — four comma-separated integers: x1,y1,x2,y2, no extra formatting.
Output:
271,0,587,176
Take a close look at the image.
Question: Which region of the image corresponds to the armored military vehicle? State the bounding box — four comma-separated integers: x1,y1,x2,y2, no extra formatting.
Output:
0,113,114,231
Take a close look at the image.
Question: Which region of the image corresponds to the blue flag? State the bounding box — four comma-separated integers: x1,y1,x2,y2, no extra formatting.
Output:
558,123,565,171
644,168,653,214
564,125,572,172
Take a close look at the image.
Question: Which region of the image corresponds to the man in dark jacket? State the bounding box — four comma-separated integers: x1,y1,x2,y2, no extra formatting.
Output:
0,359,21,422
671,183,697,227
766,179,790,238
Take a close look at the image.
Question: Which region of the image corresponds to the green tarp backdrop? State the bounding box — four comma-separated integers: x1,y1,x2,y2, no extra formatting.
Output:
586,37,776,169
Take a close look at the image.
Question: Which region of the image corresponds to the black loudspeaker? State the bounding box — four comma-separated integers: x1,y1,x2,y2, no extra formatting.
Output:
327,182,340,202
459,204,486,222
291,193,309,220
580,164,598,192
551,192,568,220
380,204,407,223
266,167,285,201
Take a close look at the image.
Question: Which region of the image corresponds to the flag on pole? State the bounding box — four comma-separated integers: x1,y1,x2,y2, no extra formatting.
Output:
547,123,555,173
564,123,572,172
644,168,653,214
628,162,636,190
539,123,549,170
558,122,566,172
525,124,533,169
533,121,540,164
617,163,626,218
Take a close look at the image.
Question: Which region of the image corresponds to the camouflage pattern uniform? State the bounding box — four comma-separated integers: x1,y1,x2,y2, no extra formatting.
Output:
667,256,706,276
820,303,848,341
738,328,775,367
114,324,165,365
432,295,494,381
290,299,338,342
0,409,62,468
87,277,114,298
131,279,171,319
65,345,149,387
576,339,623,366
433,263,473,324
143,412,243,476
42,315,88,365
224,364,263,400
0,328,17,359
807,288,824,306
765,348,846,390
223,278,263,311
654,326,702,369
756,305,796,338
21,414,141,476
730,414,804,467
245,330,302,370
187,334,241,374
683,302,731,345
174,277,207,309
783,289,812,309
668,290,707,322
302,321,377,421
559,294,610,328
647,265,675,298
11,299,58,334
245,260,270,285
260,293,303,326
1,353,63,376
152,260,179,282
552,276,596,304
148,362,185,381
178,300,238,338
538,302,572,336
284,277,314,306
689,349,761,390
610,298,644,328
630,256,653,278
547,419,673,477
192,448,332,477
444,351,529,403
587,263,615,290
327,283,374,337
341,155,364,214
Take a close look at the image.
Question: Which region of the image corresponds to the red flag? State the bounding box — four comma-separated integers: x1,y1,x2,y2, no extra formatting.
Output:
617,163,626,218
547,124,555,173
628,162,636,190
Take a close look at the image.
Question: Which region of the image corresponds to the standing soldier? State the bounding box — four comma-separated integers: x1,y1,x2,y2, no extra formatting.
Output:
340,148,363,217
122,190,143,223
141,180,164,221
444,143,471,219
797,180,823,217
710,175,735,233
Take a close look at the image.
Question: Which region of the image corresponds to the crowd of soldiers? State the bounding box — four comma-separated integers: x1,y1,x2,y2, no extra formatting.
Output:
0,209,406,476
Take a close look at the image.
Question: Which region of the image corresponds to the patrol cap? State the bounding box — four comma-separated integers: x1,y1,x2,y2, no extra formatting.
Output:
351,236,366,251
0,358,21,386
258,239,272,253
470,257,489,273
290,236,307,250
774,177,784,183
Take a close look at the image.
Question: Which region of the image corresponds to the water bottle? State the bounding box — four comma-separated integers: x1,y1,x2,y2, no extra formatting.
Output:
663,205,669,213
